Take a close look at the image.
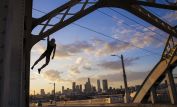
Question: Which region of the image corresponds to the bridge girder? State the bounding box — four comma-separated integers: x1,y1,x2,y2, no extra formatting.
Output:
30,0,177,48
133,34,177,103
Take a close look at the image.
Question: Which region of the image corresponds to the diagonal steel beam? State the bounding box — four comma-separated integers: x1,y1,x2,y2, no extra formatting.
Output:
32,0,81,29
32,1,101,45
135,0,177,10
133,33,177,103
100,0,177,36
31,0,177,45
126,5,177,36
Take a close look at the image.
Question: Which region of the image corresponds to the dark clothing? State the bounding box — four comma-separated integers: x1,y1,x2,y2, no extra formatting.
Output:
41,51,51,59
45,42,56,56
39,42,56,63
31,39,56,73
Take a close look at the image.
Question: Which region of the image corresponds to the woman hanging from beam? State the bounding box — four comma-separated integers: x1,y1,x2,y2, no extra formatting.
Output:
31,36,56,74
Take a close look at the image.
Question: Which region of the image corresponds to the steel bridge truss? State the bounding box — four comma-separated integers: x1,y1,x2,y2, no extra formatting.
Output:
28,0,177,104
30,0,177,46
133,34,177,103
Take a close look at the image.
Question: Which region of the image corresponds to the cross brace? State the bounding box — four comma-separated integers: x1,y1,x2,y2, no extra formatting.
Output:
30,0,177,47
133,35,177,103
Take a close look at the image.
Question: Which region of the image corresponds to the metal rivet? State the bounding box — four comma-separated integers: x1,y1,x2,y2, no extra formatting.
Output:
147,14,150,17
168,26,171,30
161,23,165,26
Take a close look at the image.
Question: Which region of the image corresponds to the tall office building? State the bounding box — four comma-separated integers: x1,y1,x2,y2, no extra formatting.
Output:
120,85,123,89
97,80,101,92
88,78,91,84
84,78,92,93
40,89,45,96
102,79,108,92
72,82,76,92
79,84,82,92
75,85,80,93
62,86,64,94
92,86,96,92
51,90,55,95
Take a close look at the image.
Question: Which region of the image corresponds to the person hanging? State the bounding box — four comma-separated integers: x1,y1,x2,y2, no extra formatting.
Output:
31,36,56,74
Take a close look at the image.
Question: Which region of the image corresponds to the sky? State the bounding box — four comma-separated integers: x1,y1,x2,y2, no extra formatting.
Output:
30,0,177,95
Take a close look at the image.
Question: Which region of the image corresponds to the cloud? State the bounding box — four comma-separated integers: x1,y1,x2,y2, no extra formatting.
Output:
83,63,92,70
32,39,131,58
43,43,72,58
95,40,132,56
64,41,94,54
163,11,177,22
131,32,154,48
97,71,149,82
98,60,122,70
30,72,39,80
55,44,71,58
68,57,93,76
33,25,161,58
75,71,149,88
68,65,80,76
32,41,95,58
42,69,61,81
98,57,139,70
93,33,161,56
111,16,164,48
75,57,92,70
40,69,73,85
31,43,45,53
76,57,84,64
32,34,159,59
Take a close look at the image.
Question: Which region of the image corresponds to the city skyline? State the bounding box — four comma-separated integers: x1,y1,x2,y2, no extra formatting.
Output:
31,78,130,95
31,78,118,94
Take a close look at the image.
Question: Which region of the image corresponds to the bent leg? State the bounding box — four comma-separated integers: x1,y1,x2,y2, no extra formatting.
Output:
38,56,50,73
31,53,45,69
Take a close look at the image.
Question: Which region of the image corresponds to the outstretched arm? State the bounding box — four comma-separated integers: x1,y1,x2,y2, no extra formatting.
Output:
52,45,56,59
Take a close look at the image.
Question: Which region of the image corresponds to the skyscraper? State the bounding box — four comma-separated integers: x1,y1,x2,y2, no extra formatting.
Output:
97,80,101,92
40,89,45,96
84,78,92,93
88,78,90,84
76,85,80,93
72,82,76,92
120,85,123,89
51,90,55,95
79,84,82,92
102,79,108,92
62,86,64,94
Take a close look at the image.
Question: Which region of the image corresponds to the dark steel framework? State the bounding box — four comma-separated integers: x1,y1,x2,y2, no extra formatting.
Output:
30,0,177,47
133,34,177,103
24,0,177,106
